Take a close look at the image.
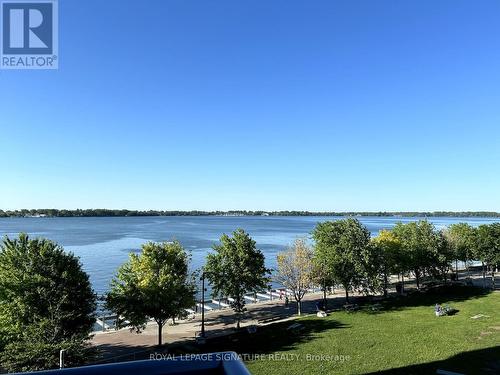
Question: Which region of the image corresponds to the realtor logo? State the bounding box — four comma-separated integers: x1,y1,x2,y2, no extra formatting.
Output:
1,0,58,69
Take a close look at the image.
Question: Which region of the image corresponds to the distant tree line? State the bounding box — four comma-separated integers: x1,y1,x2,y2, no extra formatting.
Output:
1,209,500,218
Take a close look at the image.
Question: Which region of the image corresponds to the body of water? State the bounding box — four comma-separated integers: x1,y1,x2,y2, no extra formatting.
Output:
0,216,497,294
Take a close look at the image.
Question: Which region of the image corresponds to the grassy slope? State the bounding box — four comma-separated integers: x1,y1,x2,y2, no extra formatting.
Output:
196,287,499,375
245,290,499,375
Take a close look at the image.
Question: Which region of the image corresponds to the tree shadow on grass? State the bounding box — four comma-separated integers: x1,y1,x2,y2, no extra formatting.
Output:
387,285,489,309
365,346,500,375
353,285,492,315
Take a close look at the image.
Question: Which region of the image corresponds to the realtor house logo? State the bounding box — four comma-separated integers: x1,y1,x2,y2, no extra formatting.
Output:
1,0,58,69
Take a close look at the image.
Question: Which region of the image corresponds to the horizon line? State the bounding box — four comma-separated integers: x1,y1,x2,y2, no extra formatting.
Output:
1,209,500,217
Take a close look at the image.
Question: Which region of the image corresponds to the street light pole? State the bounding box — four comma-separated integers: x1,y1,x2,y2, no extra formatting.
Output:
59,349,66,369
201,271,206,338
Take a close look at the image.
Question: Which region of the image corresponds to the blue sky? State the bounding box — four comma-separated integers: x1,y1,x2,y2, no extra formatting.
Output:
1,0,500,211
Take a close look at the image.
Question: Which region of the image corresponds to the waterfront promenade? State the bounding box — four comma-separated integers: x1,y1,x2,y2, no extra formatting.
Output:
91,271,499,364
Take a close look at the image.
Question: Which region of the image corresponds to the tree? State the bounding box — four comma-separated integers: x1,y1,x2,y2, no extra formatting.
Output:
430,231,454,282
106,241,196,346
312,218,371,303
445,223,477,279
475,223,500,289
392,220,439,289
312,254,336,311
0,320,96,372
205,229,269,329
275,239,314,315
0,234,96,372
371,230,402,297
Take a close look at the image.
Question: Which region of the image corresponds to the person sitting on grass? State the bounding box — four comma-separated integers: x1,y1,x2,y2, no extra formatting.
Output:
435,303,457,316
435,303,444,317
316,301,327,317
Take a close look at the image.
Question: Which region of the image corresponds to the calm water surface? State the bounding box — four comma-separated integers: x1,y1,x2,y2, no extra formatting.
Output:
0,216,498,294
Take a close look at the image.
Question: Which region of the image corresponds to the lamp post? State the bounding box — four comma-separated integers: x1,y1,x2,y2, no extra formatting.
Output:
200,271,206,338
59,349,66,369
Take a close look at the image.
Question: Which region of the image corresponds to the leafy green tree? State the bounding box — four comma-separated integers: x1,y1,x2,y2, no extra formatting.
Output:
312,218,371,303
392,220,439,289
430,231,454,282
205,229,269,329
275,239,314,316
0,234,96,372
106,241,196,346
475,223,500,289
371,230,402,297
445,223,477,279
0,320,96,372
312,254,337,310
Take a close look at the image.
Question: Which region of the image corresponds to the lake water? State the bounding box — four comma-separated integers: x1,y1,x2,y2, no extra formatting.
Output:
0,216,498,294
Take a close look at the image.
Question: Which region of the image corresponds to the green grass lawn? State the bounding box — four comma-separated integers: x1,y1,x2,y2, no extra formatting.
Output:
197,286,500,375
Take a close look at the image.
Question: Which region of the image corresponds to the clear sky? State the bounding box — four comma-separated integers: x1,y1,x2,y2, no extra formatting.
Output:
1,0,500,212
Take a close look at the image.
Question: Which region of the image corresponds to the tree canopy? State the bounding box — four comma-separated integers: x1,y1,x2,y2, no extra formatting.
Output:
205,229,269,328
275,239,314,315
106,241,196,346
371,229,403,297
445,223,477,278
392,220,442,289
475,223,500,288
0,234,96,372
312,218,372,302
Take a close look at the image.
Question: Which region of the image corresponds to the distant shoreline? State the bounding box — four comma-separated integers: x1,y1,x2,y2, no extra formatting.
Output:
1,209,500,218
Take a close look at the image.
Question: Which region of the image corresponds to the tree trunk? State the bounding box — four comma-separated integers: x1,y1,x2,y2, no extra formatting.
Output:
235,295,242,329
455,259,459,280
415,270,420,289
482,262,486,288
157,321,163,346
345,289,349,303
491,268,496,289
297,300,301,316
401,274,405,294
323,287,327,310
383,270,388,298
